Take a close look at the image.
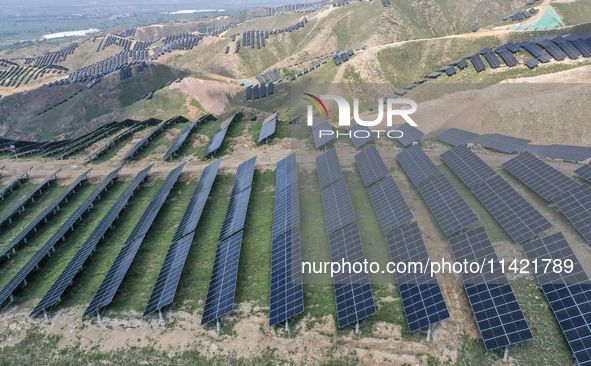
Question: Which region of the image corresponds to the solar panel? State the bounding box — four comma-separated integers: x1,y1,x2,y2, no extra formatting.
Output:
275,153,298,193
83,163,185,317
164,114,214,159
0,167,32,200
575,163,591,184
440,145,496,188
503,152,580,202
418,174,479,237
272,182,300,238
258,113,278,142
219,187,253,241
483,51,502,69
201,231,244,324
0,168,122,308
553,184,591,245
367,176,414,234
231,156,257,196
470,55,486,72
535,39,567,61
448,227,533,350
312,121,335,149
386,222,450,332
472,175,552,244
537,144,591,162
328,223,376,328
396,145,441,186
496,48,518,67
320,179,356,235
354,146,390,187
349,124,374,149
436,128,479,147
522,232,591,366
478,133,531,154
204,127,229,157
195,158,222,194
122,116,185,161
32,166,152,317
316,148,344,189
395,123,424,147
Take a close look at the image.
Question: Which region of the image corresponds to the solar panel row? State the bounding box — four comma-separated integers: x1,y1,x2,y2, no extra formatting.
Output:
349,124,374,149
440,145,496,188
122,116,187,161
0,167,32,200
575,162,591,184
204,114,240,157
436,128,479,147
396,145,440,186
164,114,215,160
553,184,591,246
258,112,278,142
144,159,221,317
31,165,152,317
449,227,533,350
270,153,304,326
312,121,335,149
395,123,424,147
201,157,257,325
523,233,591,366
354,146,390,187
83,163,186,317
0,168,122,308
478,134,531,154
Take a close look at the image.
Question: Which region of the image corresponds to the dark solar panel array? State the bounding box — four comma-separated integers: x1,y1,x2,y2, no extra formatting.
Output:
0,168,122,308
396,145,441,186
270,153,304,326
0,169,61,230
449,227,533,350
417,174,479,237
386,222,450,332
316,148,344,189
204,114,239,157
349,124,374,149
122,116,186,161
31,165,152,317
395,123,424,147
537,144,591,162
201,231,244,324
367,176,413,234
553,184,591,245
495,48,518,67
472,175,553,244
83,163,185,317
483,51,502,68
575,163,591,184
354,146,390,187
0,167,32,200
0,170,91,260
144,160,221,317
503,152,580,202
478,133,531,153
328,223,376,328
258,113,278,142
470,55,486,72
320,179,356,234
535,39,567,61
201,157,256,324
522,233,591,366
519,41,552,62
164,114,214,159
312,121,335,149
440,145,496,188
436,128,479,147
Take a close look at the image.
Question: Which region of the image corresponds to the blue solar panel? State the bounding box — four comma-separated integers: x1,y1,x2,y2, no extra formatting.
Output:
436,128,479,147
316,148,344,189
575,163,591,184
553,184,591,246
367,176,413,234
478,133,530,154
275,153,298,193
312,121,335,149
449,227,533,350
440,145,496,188
354,146,390,187
258,113,278,142
395,123,424,147
396,145,440,186
470,55,486,72
349,124,374,149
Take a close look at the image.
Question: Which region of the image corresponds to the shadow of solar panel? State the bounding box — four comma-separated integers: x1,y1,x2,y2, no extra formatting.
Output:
354,146,389,187
144,232,195,316
395,123,424,147
386,222,449,332
270,228,304,326
436,128,479,147
554,184,591,245
522,233,591,366
472,175,552,244
320,179,356,235
449,227,533,350
350,124,374,149
440,145,496,188
272,184,300,239
396,145,440,186
503,152,580,202
204,127,228,157
83,164,184,317
231,156,256,196
316,148,344,189
312,121,335,149
367,176,413,234
201,231,244,324
478,133,531,154
219,186,252,241
275,153,298,193
32,165,151,317
258,113,277,142
328,223,376,328
575,163,591,184
0,168,121,308
418,174,479,237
